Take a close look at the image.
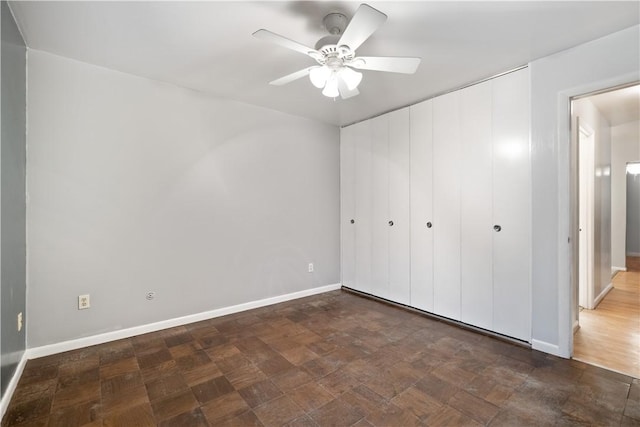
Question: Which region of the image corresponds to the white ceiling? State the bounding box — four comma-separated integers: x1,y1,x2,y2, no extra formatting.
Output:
588,85,640,127
9,1,640,126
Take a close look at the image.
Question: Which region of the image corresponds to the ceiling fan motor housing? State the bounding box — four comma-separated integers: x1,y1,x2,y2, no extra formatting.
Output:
314,36,354,63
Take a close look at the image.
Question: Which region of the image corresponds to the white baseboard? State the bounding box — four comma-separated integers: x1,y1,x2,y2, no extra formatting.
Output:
593,283,613,309
611,266,627,276
531,339,564,357
27,283,342,360
626,252,640,257
0,352,28,421
573,320,580,334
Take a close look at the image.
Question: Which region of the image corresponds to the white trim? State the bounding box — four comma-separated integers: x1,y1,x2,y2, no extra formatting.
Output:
573,320,580,334
0,352,28,421
626,252,640,257
27,283,342,359
593,282,613,308
612,266,627,274
532,339,564,357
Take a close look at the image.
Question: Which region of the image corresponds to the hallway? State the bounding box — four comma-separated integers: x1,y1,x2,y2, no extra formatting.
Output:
573,258,640,378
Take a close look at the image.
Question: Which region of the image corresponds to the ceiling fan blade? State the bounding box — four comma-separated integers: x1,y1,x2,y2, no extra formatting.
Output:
253,29,320,58
338,4,387,51
350,56,421,74
269,66,317,86
338,77,360,100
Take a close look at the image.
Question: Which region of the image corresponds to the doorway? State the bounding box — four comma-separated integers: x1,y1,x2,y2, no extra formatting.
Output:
571,83,640,378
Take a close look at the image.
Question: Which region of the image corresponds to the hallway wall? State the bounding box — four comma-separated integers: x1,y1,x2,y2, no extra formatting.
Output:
573,98,612,303
611,120,640,266
627,168,640,255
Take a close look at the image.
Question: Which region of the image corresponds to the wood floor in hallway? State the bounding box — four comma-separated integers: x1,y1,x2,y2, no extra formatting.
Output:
573,259,640,378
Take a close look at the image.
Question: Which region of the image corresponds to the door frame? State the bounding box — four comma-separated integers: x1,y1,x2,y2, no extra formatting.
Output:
565,80,639,358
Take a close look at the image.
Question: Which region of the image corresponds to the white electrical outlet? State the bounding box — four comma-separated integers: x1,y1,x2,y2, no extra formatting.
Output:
17,312,23,332
78,294,90,310
308,263,314,273
146,292,156,301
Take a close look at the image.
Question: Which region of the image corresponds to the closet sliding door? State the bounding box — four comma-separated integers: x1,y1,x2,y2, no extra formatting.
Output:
366,109,411,304
460,81,494,330
492,68,531,341
371,115,390,299
340,125,356,290
388,108,411,305
353,120,373,294
410,100,434,311
433,92,462,321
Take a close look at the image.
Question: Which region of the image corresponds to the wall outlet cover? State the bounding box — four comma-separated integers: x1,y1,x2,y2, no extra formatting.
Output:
78,294,90,310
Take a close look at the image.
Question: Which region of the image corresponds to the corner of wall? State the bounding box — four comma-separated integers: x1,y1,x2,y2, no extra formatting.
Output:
0,353,27,422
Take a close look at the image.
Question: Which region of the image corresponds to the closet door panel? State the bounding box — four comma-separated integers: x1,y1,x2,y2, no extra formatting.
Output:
389,108,411,305
492,68,531,341
410,100,434,311
353,120,373,294
371,115,390,299
340,125,356,289
460,81,494,330
433,92,462,321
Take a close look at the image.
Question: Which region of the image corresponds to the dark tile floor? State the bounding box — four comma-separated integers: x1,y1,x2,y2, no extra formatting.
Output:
2,290,639,426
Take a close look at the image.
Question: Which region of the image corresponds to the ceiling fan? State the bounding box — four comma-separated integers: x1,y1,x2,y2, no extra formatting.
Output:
253,3,421,99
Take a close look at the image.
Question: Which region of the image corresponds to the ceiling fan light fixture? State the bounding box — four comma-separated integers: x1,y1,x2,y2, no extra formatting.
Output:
340,67,363,91
309,66,330,89
322,71,340,98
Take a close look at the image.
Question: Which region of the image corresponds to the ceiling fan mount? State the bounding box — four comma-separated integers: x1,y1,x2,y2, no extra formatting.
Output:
322,12,348,36
253,3,421,99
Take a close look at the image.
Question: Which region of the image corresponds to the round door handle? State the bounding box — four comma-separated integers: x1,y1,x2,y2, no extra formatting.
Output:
388,220,394,226
350,219,355,224
426,222,432,228
494,225,502,232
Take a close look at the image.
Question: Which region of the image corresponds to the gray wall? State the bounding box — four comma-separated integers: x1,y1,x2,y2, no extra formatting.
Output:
627,167,640,255
27,50,340,347
1,1,26,395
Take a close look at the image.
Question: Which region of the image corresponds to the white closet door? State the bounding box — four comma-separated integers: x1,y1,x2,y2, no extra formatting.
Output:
354,120,373,294
389,108,411,305
410,100,434,311
433,92,462,320
370,115,390,299
492,68,531,341
340,125,356,289
460,81,494,330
